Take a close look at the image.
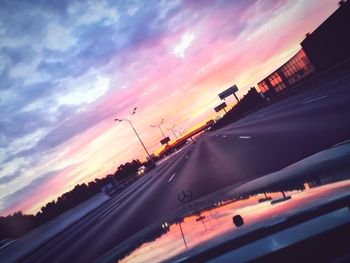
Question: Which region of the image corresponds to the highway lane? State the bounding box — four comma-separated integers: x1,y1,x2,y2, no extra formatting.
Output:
161,71,350,204
22,143,196,263
1,154,183,263
20,71,350,262
233,71,350,126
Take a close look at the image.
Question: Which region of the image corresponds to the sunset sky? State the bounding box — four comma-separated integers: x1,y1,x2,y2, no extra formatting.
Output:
0,0,339,215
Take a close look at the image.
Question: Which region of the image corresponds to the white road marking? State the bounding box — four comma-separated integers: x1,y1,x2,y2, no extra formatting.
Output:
222,135,227,138
256,114,265,118
168,173,176,183
98,202,120,221
302,95,328,105
239,136,251,139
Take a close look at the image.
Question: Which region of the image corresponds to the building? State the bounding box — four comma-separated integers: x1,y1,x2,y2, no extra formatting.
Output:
258,0,350,97
301,0,350,71
258,49,315,97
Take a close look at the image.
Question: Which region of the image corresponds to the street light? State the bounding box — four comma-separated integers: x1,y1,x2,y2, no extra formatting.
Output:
175,127,184,137
175,129,183,137
150,118,166,138
115,107,154,164
166,123,178,139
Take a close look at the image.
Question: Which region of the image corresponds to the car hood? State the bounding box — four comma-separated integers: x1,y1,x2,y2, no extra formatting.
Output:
95,142,350,263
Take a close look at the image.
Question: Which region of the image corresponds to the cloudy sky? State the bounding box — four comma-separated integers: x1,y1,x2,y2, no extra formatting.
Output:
0,0,339,215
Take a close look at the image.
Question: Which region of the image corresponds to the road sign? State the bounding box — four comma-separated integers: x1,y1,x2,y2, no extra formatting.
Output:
214,102,227,112
160,137,170,145
218,85,238,100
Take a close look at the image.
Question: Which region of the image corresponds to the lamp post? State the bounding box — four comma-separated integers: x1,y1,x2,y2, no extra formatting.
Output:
166,124,178,139
115,107,154,163
150,118,166,138
176,127,184,137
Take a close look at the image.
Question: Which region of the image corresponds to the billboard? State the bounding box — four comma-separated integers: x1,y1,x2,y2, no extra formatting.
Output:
218,85,238,100
160,137,171,145
214,102,227,112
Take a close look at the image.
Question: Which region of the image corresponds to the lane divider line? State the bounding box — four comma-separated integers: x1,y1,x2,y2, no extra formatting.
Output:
98,202,120,221
302,95,328,105
168,173,176,183
239,136,251,139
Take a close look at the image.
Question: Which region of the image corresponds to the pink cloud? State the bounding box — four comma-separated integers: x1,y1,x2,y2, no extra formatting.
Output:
2,0,340,215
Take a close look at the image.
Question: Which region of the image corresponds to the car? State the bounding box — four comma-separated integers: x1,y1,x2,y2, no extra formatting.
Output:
137,166,146,176
96,141,350,263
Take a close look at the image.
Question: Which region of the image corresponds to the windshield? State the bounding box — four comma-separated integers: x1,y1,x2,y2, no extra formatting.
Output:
1,1,350,263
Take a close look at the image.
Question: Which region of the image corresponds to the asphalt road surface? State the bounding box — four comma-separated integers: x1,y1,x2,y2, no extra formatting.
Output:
16,72,350,262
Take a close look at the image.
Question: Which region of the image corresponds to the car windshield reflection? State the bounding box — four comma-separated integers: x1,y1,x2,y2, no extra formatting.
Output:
97,177,350,263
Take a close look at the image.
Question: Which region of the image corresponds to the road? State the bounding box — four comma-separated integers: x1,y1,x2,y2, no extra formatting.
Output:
11,71,350,262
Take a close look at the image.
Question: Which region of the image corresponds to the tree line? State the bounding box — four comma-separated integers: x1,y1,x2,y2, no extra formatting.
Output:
0,159,146,241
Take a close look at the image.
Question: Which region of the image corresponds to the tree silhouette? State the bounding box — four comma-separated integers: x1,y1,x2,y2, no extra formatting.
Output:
0,159,144,240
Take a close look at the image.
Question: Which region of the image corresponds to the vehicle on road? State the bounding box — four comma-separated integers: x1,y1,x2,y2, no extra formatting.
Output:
137,166,146,176
101,183,117,196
